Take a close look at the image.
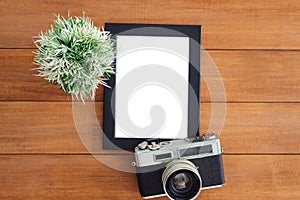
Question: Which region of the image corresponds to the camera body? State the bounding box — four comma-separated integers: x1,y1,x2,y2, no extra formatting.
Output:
133,134,225,199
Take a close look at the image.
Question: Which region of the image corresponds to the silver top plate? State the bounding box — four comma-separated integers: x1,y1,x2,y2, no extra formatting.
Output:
134,138,222,167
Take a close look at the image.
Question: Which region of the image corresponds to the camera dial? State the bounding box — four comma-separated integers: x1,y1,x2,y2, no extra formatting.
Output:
203,133,218,140
148,142,161,151
160,141,172,147
138,141,149,150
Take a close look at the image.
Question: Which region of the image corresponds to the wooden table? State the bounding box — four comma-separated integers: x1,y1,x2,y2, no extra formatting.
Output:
0,0,299,199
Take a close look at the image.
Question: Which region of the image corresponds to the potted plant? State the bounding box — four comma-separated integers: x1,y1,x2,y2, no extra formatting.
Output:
33,13,115,101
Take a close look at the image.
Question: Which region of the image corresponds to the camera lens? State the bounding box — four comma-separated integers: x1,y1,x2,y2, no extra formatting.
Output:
162,160,202,200
172,172,192,191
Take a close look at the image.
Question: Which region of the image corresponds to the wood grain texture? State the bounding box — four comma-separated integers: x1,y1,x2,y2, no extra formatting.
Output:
0,50,103,102
1,49,300,102
0,155,299,200
1,102,299,154
202,50,300,102
1,0,300,199
1,0,300,49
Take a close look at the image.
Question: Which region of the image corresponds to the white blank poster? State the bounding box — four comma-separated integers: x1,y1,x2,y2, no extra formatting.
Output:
115,35,189,139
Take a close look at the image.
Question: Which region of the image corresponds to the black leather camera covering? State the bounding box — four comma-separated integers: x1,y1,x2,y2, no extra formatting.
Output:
136,154,225,198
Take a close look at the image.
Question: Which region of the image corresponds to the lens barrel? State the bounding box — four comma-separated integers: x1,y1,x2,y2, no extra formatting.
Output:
162,159,202,200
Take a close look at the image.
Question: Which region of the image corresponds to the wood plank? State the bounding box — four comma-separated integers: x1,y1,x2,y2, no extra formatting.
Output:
1,49,300,102
0,155,299,200
0,50,103,102
201,50,300,102
201,103,300,154
0,102,299,154
1,0,300,49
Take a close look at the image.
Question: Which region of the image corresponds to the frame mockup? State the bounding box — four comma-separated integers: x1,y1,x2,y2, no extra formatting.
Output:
103,23,201,150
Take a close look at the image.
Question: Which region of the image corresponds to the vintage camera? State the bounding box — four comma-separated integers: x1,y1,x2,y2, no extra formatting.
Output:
133,133,225,199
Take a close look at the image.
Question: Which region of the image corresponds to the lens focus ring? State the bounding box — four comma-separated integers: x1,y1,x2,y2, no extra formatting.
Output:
162,159,202,200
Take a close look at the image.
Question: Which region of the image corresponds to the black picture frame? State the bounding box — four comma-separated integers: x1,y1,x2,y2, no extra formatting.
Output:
103,23,201,150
